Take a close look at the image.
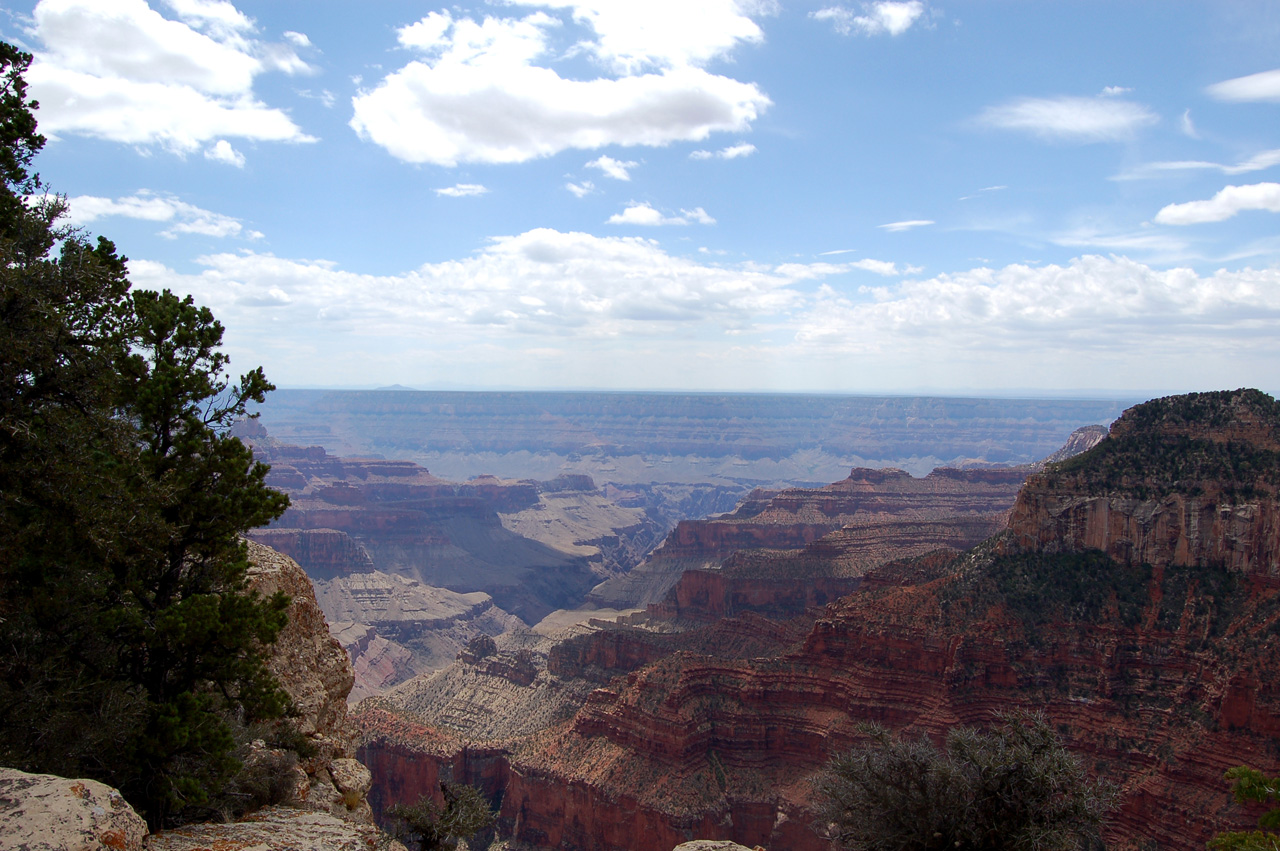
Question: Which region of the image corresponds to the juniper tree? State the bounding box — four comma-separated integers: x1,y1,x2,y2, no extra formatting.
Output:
0,41,291,827
815,712,1114,851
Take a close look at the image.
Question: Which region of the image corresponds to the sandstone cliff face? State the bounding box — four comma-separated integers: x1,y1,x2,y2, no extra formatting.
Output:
247,439,603,625
1011,389,1280,576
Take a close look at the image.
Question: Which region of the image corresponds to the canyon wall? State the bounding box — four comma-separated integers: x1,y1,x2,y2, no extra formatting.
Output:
356,391,1280,851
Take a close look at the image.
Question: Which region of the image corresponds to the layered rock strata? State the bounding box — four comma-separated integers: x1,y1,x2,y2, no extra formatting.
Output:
355,391,1280,851
1011,389,1280,575
591,466,1027,609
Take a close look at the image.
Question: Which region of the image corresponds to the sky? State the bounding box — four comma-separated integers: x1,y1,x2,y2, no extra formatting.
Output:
3,0,1279,396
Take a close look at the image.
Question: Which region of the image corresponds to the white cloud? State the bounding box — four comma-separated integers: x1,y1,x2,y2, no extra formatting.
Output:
977,95,1158,142
812,1,925,36
204,138,245,167
1100,85,1131,96
133,228,815,335
586,155,639,180
512,0,767,74
794,256,1280,357
691,142,757,160
566,180,595,197
879,219,934,232
1207,68,1280,103
1155,183,1280,225
66,189,261,239
1180,108,1198,139
607,202,715,226
1117,149,1280,180
28,0,314,155
350,8,770,166
435,183,490,197
282,30,310,47
131,239,1280,391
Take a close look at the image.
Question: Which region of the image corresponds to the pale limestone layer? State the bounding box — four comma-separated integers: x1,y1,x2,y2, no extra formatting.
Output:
0,768,148,851
147,806,406,851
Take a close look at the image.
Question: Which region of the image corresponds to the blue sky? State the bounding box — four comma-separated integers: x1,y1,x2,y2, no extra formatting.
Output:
3,0,1279,395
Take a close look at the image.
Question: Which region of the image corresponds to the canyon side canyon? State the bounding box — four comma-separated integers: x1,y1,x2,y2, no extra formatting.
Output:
336,390,1280,851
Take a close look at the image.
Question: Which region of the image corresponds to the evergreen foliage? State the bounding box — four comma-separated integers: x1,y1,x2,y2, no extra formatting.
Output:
1209,767,1280,851
388,782,496,851
1046,390,1280,501
0,42,291,827
816,712,1114,851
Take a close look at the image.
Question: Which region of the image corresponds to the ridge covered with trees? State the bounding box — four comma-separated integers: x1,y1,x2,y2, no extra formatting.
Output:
0,43,292,827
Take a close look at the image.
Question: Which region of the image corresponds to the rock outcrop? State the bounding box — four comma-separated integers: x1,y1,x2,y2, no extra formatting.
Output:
148,806,406,851
0,769,149,851
245,440,602,624
245,541,371,822
1010,389,1280,575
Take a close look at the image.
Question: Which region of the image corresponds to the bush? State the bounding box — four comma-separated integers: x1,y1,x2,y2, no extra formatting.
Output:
815,712,1115,851
388,782,496,851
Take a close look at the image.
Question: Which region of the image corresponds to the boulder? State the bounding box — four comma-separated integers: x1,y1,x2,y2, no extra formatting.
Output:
0,768,148,851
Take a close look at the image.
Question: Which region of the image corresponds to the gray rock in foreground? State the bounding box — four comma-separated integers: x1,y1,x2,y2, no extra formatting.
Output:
0,768,148,851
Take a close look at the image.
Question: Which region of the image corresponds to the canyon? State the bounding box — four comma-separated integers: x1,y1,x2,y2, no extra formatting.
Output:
353,390,1280,851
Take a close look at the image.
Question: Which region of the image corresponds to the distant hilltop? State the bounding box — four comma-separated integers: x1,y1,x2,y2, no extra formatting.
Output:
251,389,1133,485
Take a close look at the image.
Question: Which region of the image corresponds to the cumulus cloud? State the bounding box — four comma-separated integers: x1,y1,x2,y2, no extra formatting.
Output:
349,8,770,166
66,190,261,239
129,238,1280,391
608,202,715,226
435,183,490,197
879,219,934,232
1155,183,1280,225
812,1,925,36
27,0,314,155
977,95,1158,142
690,142,756,160
513,0,767,74
204,138,245,167
586,155,639,180
1207,68,1280,103
566,180,595,197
